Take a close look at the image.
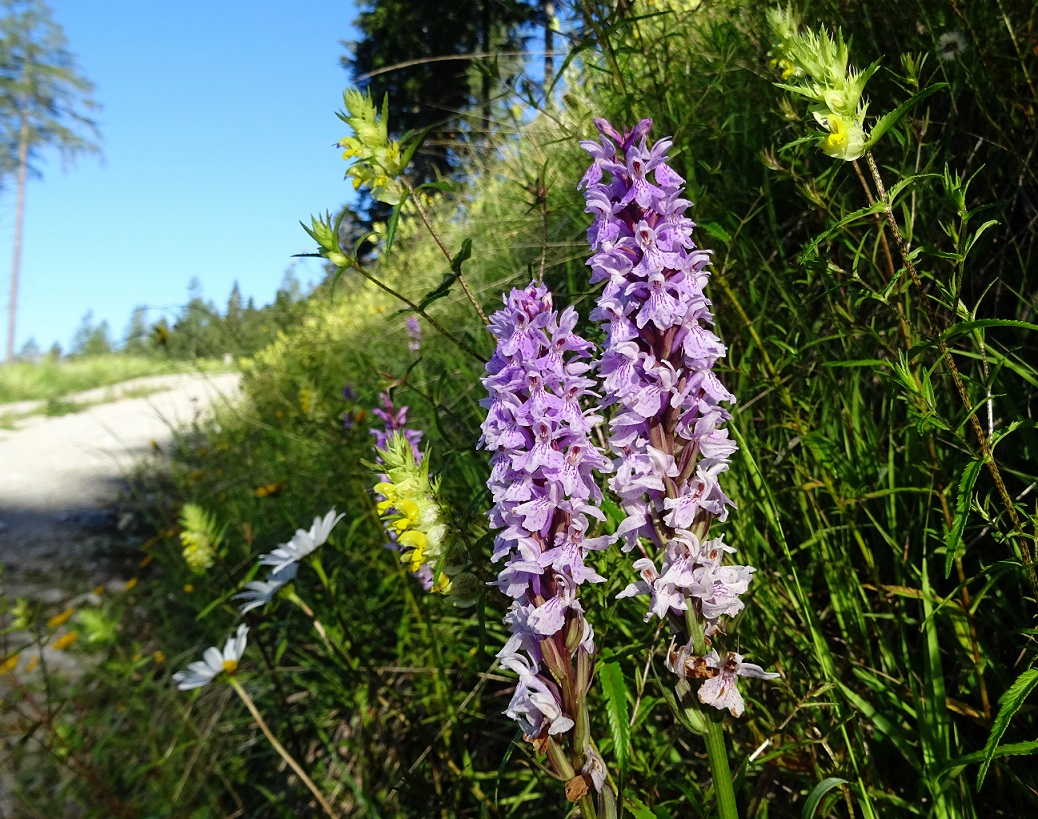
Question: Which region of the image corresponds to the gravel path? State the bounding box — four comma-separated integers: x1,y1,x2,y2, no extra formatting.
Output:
0,371,241,597
1,371,242,812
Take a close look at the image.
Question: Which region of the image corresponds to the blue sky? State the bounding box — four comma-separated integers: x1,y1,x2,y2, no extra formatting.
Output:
2,0,359,352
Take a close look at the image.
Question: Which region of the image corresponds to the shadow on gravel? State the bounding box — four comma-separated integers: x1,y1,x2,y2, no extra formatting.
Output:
0,475,130,599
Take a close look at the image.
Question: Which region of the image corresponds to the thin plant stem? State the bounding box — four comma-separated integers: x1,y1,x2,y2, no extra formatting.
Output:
578,0,628,97
704,718,740,819
684,610,738,819
865,150,1038,601
850,157,912,348
7,671,132,817
228,677,338,818
219,554,306,758
400,176,489,326
348,259,487,364
851,158,993,711
993,0,1037,101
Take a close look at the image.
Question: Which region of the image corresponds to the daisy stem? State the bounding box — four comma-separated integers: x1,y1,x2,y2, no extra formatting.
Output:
228,677,337,817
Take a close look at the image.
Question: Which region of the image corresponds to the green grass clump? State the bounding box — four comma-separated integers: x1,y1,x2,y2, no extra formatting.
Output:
0,355,230,404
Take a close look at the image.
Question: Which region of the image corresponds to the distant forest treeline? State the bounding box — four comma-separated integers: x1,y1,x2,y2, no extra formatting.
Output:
15,267,323,362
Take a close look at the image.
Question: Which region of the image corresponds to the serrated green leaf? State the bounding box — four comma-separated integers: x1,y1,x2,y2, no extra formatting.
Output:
400,125,433,169
625,794,657,819
962,219,1000,257
451,238,473,275
601,661,631,773
885,173,941,207
990,420,1026,449
412,238,473,312
699,221,732,243
863,83,947,152
799,201,886,261
802,777,849,819
415,180,455,194
978,668,1038,788
938,740,1038,781
384,194,407,256
942,318,1038,340
945,459,983,577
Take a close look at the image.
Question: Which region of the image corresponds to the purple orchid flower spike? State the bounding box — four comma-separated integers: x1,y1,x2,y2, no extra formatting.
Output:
480,280,616,804
580,119,779,717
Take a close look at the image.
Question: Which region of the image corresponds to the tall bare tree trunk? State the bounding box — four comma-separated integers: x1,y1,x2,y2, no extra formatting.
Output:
544,1,554,91
7,114,29,364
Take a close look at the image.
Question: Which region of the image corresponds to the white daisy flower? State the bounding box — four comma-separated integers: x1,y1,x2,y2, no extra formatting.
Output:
258,509,345,574
234,563,299,615
172,624,249,690
938,31,968,62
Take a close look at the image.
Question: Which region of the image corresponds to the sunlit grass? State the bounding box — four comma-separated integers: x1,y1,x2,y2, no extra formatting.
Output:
0,355,231,403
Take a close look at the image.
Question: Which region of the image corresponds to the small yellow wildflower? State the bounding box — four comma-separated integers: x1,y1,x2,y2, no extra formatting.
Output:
183,583,194,593
125,577,138,591
47,607,75,629
376,481,398,514
153,650,166,665
393,499,421,534
373,431,457,594
398,529,428,572
1,654,18,674
139,553,154,568
823,114,848,149
92,584,105,595
24,655,39,673
52,632,79,651
254,480,286,498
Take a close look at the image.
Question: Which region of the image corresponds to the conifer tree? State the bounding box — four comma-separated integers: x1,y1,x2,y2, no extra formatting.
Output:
0,0,100,362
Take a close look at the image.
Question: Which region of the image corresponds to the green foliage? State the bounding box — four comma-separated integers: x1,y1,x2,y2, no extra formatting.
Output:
977,667,1038,789
8,0,1038,815
599,661,630,773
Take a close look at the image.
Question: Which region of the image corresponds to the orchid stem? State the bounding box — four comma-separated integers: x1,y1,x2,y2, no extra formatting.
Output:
686,604,739,818
704,717,739,819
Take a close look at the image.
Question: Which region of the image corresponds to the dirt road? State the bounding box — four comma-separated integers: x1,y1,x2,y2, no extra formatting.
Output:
0,371,241,598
